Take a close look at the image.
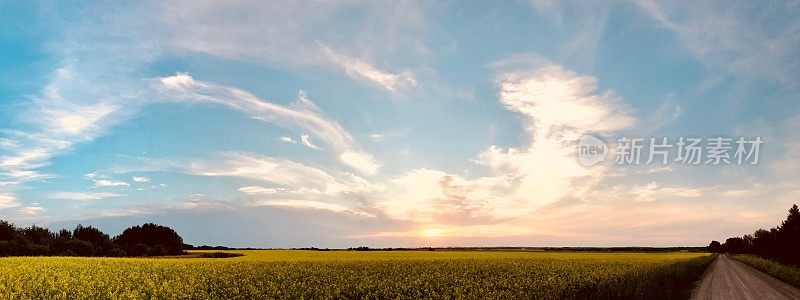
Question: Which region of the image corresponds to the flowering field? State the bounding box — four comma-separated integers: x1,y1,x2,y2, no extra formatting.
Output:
0,250,713,299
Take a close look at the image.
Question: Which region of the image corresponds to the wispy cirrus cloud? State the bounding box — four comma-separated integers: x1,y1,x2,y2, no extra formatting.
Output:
48,192,121,201
0,193,20,209
131,176,150,183
527,0,617,71
0,68,119,183
300,134,321,150
321,46,418,92
3,0,431,215
19,205,46,216
0,66,136,211
156,73,381,175
238,186,282,195
257,199,375,218
339,151,381,176
111,152,382,217
279,136,296,144
85,172,130,188
156,1,430,88
632,0,800,89
160,152,379,197
93,179,130,187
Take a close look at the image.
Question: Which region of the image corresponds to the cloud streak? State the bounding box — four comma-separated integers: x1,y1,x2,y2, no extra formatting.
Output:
48,192,122,201
0,193,20,209
156,73,380,175
170,152,378,197
321,46,418,92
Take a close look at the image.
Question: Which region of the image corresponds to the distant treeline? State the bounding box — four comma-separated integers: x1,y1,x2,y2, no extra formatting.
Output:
0,221,185,257
709,204,800,266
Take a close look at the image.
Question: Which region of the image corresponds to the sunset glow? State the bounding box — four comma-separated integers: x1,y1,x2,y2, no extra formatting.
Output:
0,1,797,249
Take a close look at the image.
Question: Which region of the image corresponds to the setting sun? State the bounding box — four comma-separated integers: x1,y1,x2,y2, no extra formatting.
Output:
423,228,442,237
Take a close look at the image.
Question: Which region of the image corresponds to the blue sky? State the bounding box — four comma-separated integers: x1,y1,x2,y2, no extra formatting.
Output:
1,1,799,247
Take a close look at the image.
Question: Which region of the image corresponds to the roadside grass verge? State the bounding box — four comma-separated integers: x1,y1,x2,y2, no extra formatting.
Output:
731,254,800,288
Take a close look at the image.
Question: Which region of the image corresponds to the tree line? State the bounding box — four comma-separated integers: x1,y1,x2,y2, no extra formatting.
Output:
708,204,800,266
0,221,185,257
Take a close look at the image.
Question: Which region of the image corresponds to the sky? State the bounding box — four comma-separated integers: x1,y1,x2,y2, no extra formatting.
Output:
1,1,799,248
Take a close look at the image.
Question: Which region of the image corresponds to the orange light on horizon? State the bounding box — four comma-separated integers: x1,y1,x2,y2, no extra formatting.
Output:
423,228,442,237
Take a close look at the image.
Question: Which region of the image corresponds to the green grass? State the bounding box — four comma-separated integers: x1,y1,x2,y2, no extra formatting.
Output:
0,251,714,299
731,254,800,288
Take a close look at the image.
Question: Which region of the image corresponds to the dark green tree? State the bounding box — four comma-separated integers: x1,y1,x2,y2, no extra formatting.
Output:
73,224,113,256
707,241,722,253
114,223,184,255
777,204,800,265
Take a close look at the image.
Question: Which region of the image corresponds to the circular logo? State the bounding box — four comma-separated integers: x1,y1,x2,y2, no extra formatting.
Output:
577,134,608,167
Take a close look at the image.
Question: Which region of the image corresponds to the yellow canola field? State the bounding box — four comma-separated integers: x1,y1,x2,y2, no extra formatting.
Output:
0,250,713,299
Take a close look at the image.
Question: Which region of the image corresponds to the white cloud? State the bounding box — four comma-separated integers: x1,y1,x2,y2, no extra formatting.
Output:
720,188,764,198
376,60,635,225
494,63,634,133
321,46,417,92
158,74,352,150
48,192,121,201
0,148,50,168
184,152,378,196
257,199,375,218
93,179,130,187
19,205,45,216
0,66,135,209
300,134,321,150
238,186,282,195
279,136,296,144
1,169,52,181
377,169,504,224
84,172,131,187
131,176,150,182
44,101,119,136
31,68,123,139
339,151,381,176
0,193,20,209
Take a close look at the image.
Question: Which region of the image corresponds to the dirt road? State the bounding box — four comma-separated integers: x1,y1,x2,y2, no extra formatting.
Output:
692,254,800,300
